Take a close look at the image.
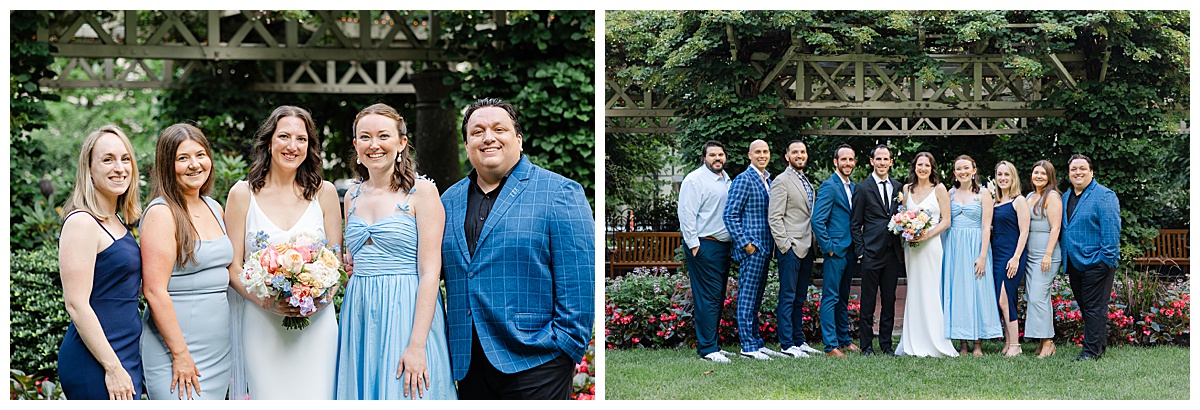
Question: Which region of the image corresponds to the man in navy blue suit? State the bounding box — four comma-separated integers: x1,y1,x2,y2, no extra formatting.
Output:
1061,154,1121,361
811,144,861,358
723,139,785,360
441,98,594,399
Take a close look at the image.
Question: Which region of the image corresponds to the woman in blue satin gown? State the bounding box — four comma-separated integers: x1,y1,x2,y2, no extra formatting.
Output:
1023,160,1062,358
57,125,145,400
991,161,1031,357
140,124,233,399
941,155,1002,356
334,103,456,399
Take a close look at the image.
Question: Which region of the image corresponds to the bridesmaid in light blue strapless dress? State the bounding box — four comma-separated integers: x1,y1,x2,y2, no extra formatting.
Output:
141,196,233,400
942,189,1003,345
334,182,456,399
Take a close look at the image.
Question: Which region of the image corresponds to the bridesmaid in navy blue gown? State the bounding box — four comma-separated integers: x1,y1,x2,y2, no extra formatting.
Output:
991,161,1031,357
57,125,145,399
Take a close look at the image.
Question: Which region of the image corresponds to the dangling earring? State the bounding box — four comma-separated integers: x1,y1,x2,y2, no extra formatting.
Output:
356,157,361,164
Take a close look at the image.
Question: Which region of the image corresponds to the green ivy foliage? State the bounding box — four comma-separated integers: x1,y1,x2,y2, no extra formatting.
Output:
10,11,62,251
439,11,596,205
9,245,70,380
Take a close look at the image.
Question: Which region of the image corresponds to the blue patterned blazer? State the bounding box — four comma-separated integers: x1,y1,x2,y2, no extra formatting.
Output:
812,174,855,258
1061,179,1121,270
723,167,773,263
441,156,595,379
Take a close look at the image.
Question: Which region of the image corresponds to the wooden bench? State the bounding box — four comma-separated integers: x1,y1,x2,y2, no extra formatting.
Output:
608,232,683,278
1134,229,1189,267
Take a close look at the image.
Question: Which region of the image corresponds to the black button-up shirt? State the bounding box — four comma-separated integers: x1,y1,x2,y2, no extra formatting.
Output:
465,171,511,257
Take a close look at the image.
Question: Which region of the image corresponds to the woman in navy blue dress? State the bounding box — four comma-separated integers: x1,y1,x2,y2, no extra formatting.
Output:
991,161,1031,357
57,125,145,399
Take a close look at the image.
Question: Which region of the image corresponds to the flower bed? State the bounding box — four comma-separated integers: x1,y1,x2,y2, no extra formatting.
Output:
605,267,860,350
607,266,1189,350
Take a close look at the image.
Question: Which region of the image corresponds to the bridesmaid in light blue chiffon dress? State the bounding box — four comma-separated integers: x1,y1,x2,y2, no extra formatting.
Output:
942,159,1003,356
334,103,455,400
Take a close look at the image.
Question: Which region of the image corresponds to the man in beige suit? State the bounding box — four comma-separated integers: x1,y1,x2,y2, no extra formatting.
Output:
767,139,822,358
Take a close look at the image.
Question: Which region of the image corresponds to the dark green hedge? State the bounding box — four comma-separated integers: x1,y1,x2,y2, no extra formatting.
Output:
10,245,69,380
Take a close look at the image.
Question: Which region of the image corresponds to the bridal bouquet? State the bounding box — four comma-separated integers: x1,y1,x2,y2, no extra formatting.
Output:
888,206,939,247
241,231,345,330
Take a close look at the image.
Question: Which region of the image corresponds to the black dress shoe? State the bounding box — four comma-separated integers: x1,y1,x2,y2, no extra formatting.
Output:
861,346,875,356
881,347,895,356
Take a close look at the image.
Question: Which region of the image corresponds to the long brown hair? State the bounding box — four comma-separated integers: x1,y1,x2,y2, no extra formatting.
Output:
61,125,143,223
951,154,981,194
353,103,416,192
247,106,323,200
1030,160,1059,217
906,152,941,187
149,123,215,267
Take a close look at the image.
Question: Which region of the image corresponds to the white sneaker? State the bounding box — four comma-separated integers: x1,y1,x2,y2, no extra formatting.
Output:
782,346,811,358
797,343,822,354
740,350,772,360
702,351,731,363
758,347,788,358
717,349,737,357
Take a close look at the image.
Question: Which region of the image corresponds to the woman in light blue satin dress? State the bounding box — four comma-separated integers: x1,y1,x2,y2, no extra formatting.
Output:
1023,160,1062,358
334,103,455,399
140,124,233,400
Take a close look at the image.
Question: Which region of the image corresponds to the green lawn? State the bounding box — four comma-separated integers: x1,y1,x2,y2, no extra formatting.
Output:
604,339,1190,400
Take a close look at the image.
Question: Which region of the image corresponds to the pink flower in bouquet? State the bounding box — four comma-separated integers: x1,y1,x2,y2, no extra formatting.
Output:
260,246,281,272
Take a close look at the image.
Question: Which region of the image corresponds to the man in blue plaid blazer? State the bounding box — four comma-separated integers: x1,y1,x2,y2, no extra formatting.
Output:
1061,154,1121,361
811,144,861,358
723,139,784,360
441,99,594,399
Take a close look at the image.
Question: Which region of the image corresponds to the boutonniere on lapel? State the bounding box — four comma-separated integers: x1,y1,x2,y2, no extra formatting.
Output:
894,191,904,206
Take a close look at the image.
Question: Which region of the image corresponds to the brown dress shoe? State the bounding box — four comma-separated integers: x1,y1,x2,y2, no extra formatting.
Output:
826,348,847,358
843,344,861,353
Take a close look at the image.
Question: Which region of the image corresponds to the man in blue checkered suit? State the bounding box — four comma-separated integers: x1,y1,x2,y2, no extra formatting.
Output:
441,98,594,399
723,139,785,360
811,144,861,358
1061,154,1121,361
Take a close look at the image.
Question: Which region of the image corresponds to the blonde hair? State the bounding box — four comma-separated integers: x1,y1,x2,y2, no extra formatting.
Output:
61,125,143,223
995,160,1023,200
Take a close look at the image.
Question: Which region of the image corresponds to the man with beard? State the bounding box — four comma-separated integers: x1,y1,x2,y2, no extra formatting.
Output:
767,139,823,358
812,143,861,358
677,140,735,363
1061,154,1121,361
723,139,785,360
850,144,904,356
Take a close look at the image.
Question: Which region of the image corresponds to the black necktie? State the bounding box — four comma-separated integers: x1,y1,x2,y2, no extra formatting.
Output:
880,180,889,213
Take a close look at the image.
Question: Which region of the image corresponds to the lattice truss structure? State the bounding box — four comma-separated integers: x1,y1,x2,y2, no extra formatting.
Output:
36,10,457,93
604,79,681,134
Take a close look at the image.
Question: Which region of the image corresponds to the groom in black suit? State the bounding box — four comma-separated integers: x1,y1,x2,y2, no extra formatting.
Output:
850,144,904,356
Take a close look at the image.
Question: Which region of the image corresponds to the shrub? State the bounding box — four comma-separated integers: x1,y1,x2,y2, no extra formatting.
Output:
1047,267,1190,347
9,245,70,380
9,370,65,400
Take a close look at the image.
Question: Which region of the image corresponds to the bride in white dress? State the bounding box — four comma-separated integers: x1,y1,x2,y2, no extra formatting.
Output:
225,106,343,399
894,152,959,357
